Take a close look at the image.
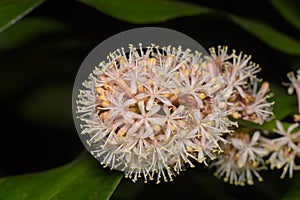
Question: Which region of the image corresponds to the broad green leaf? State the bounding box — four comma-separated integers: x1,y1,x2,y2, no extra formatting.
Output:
270,84,298,120
77,0,213,24
77,0,300,55
19,84,74,128
281,174,300,200
229,15,300,55
270,0,300,31
0,17,68,51
0,151,123,200
0,0,45,33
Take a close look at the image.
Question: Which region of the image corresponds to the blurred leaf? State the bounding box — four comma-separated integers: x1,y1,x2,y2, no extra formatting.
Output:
0,151,123,200
270,84,298,120
77,0,300,55
270,0,300,31
0,0,45,34
281,174,300,200
0,16,87,99
229,15,300,55
0,17,68,51
77,0,213,24
19,84,74,128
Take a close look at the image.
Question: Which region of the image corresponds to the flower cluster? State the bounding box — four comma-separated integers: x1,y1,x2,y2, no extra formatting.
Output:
208,46,273,124
75,44,273,183
206,46,278,185
265,71,300,179
268,121,300,179
212,69,300,185
211,131,270,185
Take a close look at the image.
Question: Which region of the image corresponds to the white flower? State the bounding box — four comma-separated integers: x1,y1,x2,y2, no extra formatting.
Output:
76,43,274,184
211,132,269,185
269,147,300,179
76,44,234,183
208,46,273,125
286,70,300,113
268,121,300,178
272,121,300,150
231,131,269,167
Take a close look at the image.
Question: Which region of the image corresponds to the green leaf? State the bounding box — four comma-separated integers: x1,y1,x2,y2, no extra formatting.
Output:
0,151,123,200
270,84,298,120
19,84,74,128
0,17,68,51
270,0,300,31
281,174,300,200
77,0,300,55
0,0,45,34
229,15,300,55
77,0,213,24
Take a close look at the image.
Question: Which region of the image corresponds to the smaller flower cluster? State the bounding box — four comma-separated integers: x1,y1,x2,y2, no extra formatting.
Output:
211,131,269,185
212,70,300,185
268,121,300,179
208,46,273,124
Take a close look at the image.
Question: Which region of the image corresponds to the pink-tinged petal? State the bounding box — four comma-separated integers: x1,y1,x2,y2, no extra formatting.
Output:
252,148,268,156
149,117,166,126
231,138,244,150
148,104,161,116
124,98,137,106
136,93,149,100
158,96,172,106
131,80,137,94
138,100,146,116
127,120,143,135
146,97,155,111
275,120,286,135
287,123,299,135
193,109,202,121
237,151,248,168
164,123,172,139
250,131,260,146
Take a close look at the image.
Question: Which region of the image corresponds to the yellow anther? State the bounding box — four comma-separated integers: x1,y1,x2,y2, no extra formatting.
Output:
96,87,104,94
101,101,110,107
153,125,161,132
137,84,144,93
163,93,170,98
117,130,125,137
170,95,178,102
99,75,106,81
119,58,126,67
174,88,180,95
147,58,156,67
171,125,177,131
98,94,107,101
187,146,193,153
183,69,190,76
198,92,206,100
210,76,217,83
232,112,240,119
295,114,300,122
181,64,187,70
104,82,110,89
99,111,108,119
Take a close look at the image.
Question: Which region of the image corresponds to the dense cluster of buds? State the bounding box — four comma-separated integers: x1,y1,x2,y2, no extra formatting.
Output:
75,44,274,183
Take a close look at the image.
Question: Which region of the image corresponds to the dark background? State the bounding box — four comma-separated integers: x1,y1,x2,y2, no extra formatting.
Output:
0,0,299,199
